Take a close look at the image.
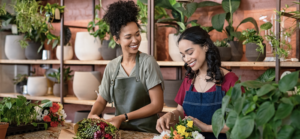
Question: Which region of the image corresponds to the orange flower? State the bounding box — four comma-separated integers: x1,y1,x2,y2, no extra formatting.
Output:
173,130,178,135
50,103,60,113
43,115,51,122
174,134,183,139
163,134,169,139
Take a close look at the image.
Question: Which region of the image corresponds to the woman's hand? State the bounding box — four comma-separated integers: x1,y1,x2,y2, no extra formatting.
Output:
106,115,125,129
88,114,101,120
184,116,210,132
156,112,173,133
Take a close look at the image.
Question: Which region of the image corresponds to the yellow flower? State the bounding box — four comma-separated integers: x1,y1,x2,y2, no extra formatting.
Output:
176,125,186,135
57,103,63,112
184,132,191,138
187,121,193,128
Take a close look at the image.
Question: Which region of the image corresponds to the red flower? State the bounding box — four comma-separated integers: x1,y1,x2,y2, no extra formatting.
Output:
104,134,112,139
50,103,60,113
100,122,108,127
50,121,59,127
100,124,105,130
43,115,51,122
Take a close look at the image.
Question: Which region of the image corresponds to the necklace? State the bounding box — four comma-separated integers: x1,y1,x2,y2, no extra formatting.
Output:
197,74,208,92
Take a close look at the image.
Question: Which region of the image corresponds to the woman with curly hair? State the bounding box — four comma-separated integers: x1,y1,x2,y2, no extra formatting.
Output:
88,1,164,133
156,26,239,139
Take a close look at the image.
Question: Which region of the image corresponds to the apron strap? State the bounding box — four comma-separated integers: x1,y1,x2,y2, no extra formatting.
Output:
135,52,140,81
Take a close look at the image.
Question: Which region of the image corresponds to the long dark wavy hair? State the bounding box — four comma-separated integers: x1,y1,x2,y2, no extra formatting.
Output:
178,26,226,84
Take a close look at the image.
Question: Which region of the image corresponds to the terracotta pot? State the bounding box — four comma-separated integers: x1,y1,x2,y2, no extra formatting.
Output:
0,122,9,139
138,33,149,54
15,80,27,94
229,41,243,61
27,76,48,96
217,47,232,61
74,32,102,60
73,71,101,100
56,45,74,60
164,80,183,107
4,35,26,60
116,45,123,57
74,110,91,123
25,41,43,59
100,40,116,60
245,43,266,61
169,34,183,61
53,83,68,97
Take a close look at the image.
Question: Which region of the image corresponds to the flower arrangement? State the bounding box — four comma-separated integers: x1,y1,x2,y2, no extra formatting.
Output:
35,101,67,127
74,118,120,139
153,117,204,139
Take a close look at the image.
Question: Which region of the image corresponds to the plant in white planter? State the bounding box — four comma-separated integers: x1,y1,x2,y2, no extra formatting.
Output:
48,67,73,97
156,0,220,61
56,27,73,60
214,40,231,61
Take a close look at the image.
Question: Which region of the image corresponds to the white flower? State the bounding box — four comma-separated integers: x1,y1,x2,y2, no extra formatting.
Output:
259,16,267,21
159,131,170,137
152,136,163,139
195,134,205,139
44,110,49,115
192,131,205,139
61,110,67,119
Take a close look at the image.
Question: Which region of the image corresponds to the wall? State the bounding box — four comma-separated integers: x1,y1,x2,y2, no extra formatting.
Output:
30,0,299,122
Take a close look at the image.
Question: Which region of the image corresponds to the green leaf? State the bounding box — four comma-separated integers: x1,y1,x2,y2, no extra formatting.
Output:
292,130,300,139
44,123,48,130
6,102,12,109
222,0,241,13
260,22,273,30
176,3,197,18
231,115,254,139
156,17,178,23
231,83,242,102
257,84,276,97
263,123,276,139
41,99,50,104
222,94,231,115
16,99,23,107
277,125,295,139
225,110,237,129
197,1,221,8
176,22,185,31
256,69,275,82
291,109,300,129
212,109,224,138
242,101,256,115
52,39,59,49
201,26,215,32
211,13,227,32
233,95,245,115
43,101,53,108
274,98,294,120
31,122,37,127
279,71,299,92
236,17,259,32
255,101,275,126
271,89,282,103
241,80,265,89
248,126,260,139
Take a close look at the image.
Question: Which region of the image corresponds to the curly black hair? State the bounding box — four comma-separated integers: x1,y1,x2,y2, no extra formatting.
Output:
103,1,140,40
178,26,228,85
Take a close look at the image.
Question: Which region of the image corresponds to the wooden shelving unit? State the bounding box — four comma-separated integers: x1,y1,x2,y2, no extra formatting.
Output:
0,93,176,112
1,59,300,67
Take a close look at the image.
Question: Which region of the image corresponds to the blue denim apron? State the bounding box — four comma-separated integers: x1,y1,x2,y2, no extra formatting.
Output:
182,83,227,139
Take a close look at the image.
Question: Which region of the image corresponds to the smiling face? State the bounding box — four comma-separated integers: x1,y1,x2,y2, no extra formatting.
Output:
178,39,208,71
114,22,141,54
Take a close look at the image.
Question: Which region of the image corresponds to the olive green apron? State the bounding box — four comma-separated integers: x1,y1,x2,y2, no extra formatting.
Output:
109,53,158,133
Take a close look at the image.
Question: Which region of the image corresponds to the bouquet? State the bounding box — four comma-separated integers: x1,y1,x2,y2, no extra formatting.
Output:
153,117,204,139
74,118,120,139
35,101,67,127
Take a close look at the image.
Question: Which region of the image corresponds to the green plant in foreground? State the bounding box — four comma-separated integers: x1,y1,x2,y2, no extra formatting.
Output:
13,74,28,84
214,40,230,47
0,96,50,129
47,67,73,83
212,70,300,139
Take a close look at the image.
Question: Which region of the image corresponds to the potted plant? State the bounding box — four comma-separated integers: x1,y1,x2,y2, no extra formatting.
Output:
56,27,73,60
212,70,300,139
214,40,231,61
13,0,61,59
13,74,28,94
211,0,259,61
242,29,266,61
43,3,65,23
0,96,50,136
0,102,9,139
47,67,73,97
156,0,220,61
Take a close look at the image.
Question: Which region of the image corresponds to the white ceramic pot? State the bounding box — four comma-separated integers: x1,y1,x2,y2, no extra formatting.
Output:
74,32,102,60
27,76,48,96
73,71,101,100
56,45,74,60
138,33,149,54
4,35,26,60
168,34,183,61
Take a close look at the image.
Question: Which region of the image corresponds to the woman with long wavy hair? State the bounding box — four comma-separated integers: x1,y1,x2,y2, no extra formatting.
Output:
156,26,239,139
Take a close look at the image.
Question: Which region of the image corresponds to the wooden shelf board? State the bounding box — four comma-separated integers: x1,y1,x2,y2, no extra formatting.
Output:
0,59,60,64
64,60,110,65
0,93,176,112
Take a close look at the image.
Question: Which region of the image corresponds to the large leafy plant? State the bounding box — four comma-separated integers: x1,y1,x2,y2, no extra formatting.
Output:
43,3,65,23
211,0,258,42
47,67,73,83
0,96,50,129
242,28,265,55
212,70,300,139
157,0,220,34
